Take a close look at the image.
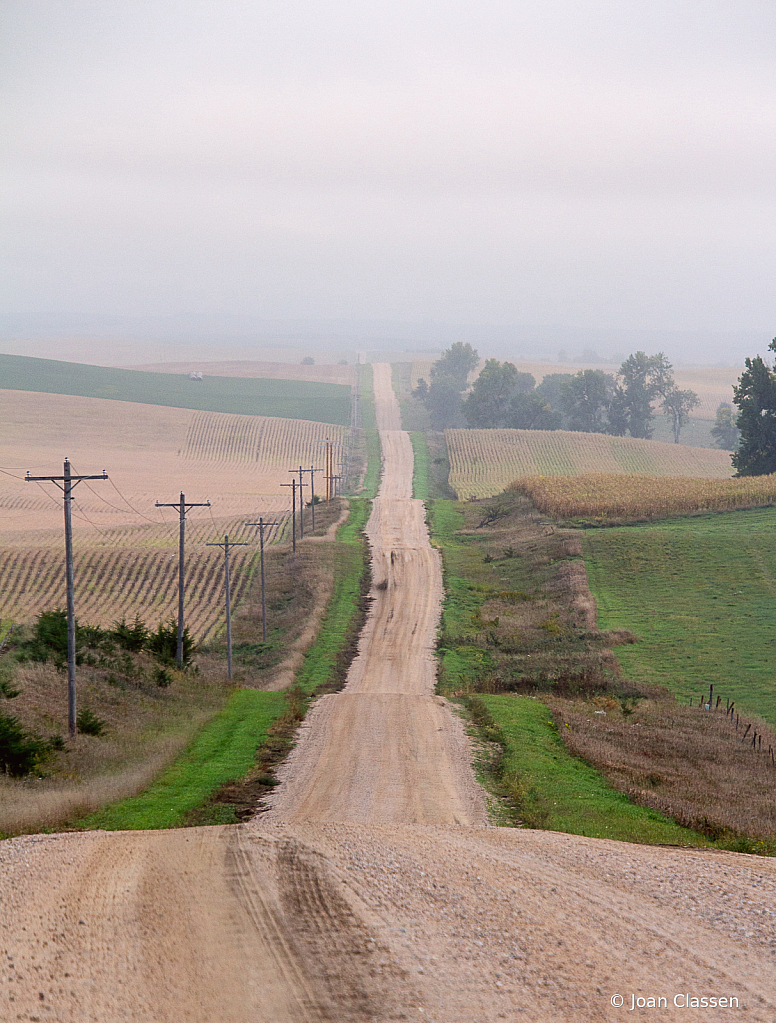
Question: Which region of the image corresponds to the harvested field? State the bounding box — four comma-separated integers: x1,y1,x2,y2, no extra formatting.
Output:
512,472,776,521
446,427,733,499
1,389,346,636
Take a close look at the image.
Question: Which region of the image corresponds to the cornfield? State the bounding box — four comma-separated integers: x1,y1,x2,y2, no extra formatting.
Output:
510,473,776,521
445,428,734,500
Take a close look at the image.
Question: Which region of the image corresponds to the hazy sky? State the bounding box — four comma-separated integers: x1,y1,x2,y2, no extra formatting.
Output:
3,1,776,355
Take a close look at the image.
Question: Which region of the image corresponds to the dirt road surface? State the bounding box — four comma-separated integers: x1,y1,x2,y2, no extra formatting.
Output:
2,364,775,1022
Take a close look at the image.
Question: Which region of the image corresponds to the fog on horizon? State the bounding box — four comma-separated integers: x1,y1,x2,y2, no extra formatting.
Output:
3,1,776,365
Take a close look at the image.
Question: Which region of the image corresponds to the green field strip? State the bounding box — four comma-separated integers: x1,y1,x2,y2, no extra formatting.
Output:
583,508,776,726
0,353,350,425
76,689,287,831
480,695,707,846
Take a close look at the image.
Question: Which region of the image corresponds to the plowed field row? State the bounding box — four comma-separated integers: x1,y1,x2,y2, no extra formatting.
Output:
0,512,283,640
183,411,345,464
445,428,734,499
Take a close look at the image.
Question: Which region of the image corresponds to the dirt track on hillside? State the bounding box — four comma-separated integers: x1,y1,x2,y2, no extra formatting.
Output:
1,365,775,1022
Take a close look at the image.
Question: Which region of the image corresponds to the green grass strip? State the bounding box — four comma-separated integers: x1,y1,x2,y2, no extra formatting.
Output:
78,690,287,831
294,498,371,695
428,499,497,694
480,695,708,846
409,431,429,500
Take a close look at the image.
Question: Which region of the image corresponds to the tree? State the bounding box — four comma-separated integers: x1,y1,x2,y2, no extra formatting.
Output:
424,374,467,430
711,403,740,451
560,370,612,433
661,387,701,443
732,341,776,476
612,351,674,439
461,360,535,427
506,392,562,430
430,342,480,391
301,356,315,365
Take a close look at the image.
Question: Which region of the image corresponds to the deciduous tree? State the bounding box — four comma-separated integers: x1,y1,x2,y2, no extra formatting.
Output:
732,340,776,476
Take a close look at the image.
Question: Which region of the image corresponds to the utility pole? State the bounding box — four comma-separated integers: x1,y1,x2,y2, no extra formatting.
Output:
290,466,307,539
280,478,305,552
155,493,210,666
244,517,279,641
317,438,343,504
205,534,249,680
303,465,324,532
25,459,108,737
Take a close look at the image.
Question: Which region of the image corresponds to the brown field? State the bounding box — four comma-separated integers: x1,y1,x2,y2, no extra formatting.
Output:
551,696,776,842
413,359,740,419
1,389,346,637
445,427,733,499
511,472,776,521
129,360,355,386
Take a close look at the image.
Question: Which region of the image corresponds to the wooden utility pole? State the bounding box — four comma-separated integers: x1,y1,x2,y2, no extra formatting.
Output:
155,493,210,666
303,465,324,531
281,478,305,552
205,534,249,680
244,517,279,641
25,459,108,736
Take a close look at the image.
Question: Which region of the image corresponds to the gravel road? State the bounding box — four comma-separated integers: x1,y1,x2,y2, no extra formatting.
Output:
1,364,774,1022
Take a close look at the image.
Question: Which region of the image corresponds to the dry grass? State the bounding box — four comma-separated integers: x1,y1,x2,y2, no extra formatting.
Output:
511,472,776,522
445,428,733,499
551,697,776,842
0,659,230,834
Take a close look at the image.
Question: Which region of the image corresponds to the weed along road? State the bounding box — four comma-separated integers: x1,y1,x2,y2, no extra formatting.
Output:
1,366,776,1021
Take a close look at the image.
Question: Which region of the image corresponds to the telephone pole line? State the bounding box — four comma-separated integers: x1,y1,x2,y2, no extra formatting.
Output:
244,517,279,641
280,478,305,552
25,459,108,736
155,493,210,666
205,534,250,680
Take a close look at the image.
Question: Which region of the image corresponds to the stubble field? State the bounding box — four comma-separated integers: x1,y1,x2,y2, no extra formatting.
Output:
445,427,733,499
1,389,346,639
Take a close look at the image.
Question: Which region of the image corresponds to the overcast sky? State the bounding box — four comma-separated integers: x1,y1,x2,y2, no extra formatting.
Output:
3,1,776,359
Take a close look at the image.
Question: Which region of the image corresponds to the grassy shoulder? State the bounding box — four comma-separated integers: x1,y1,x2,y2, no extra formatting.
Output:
75,690,286,831
583,508,776,727
474,694,707,846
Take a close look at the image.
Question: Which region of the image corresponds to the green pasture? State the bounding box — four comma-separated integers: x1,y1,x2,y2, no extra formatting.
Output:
0,353,350,425
583,508,776,726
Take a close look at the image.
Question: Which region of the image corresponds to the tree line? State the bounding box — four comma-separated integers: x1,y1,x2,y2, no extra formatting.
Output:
413,343,702,443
